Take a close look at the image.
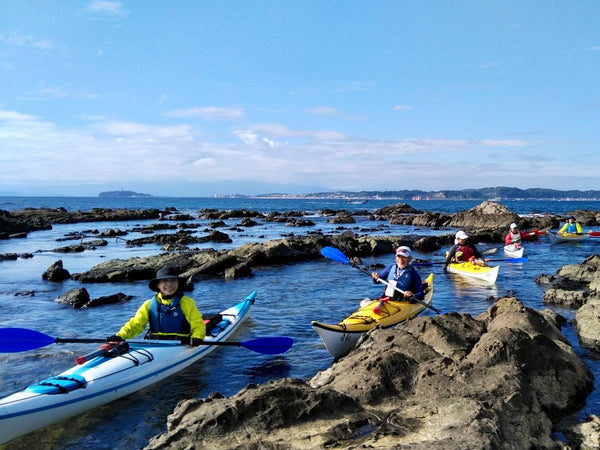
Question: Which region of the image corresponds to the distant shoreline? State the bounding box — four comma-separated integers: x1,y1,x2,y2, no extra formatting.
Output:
3,186,600,201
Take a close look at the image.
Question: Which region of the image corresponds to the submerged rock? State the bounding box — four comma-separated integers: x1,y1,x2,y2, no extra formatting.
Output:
146,298,593,449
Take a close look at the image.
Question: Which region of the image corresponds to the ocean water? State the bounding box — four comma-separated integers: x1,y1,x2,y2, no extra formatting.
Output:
1,196,599,449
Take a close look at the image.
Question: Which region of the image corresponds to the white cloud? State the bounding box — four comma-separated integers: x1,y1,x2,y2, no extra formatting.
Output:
20,85,100,102
309,106,340,116
4,109,595,195
166,106,245,120
393,105,411,111
249,123,348,141
0,32,51,49
87,1,126,16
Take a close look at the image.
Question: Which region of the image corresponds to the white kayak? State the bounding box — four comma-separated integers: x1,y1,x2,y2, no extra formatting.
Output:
503,244,524,258
547,231,589,244
0,292,256,445
446,262,500,284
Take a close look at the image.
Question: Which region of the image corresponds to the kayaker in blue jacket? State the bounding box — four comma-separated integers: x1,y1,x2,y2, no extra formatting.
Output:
558,215,584,235
106,265,206,345
371,246,424,301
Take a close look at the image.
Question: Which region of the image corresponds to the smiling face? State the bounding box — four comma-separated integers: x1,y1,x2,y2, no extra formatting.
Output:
157,278,179,296
396,254,411,268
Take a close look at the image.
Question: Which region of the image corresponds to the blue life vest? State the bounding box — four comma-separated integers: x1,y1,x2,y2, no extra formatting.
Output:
147,295,191,335
565,223,577,233
386,264,415,288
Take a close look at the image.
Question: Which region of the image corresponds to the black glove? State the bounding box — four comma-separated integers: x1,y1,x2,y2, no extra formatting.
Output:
106,335,123,342
190,337,204,347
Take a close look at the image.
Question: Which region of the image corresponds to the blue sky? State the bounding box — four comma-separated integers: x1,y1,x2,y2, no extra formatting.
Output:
1,1,599,196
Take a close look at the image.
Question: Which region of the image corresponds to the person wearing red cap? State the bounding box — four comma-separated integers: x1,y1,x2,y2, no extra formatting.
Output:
370,246,423,301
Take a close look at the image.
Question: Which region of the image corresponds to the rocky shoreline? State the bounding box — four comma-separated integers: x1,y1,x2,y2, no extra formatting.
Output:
2,200,600,448
146,297,594,449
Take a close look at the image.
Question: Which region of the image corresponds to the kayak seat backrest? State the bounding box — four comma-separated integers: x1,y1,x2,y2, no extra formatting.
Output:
25,374,87,395
203,313,223,332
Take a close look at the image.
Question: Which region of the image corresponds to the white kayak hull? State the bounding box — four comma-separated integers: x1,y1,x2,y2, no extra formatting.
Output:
446,262,500,284
311,322,364,358
0,292,255,445
503,244,524,258
547,231,589,244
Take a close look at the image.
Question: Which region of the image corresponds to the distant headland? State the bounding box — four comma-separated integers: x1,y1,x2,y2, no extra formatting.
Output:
253,186,600,201
98,190,152,198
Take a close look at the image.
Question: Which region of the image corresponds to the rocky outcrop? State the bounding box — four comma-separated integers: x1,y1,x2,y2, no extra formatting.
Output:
538,254,600,351
55,287,90,308
0,201,576,242
447,200,519,231
146,298,593,449
54,287,133,308
0,207,166,238
69,233,443,284
42,260,71,282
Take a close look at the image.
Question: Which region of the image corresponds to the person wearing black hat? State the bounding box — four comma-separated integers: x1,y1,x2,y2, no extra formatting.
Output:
106,265,206,345
558,215,583,235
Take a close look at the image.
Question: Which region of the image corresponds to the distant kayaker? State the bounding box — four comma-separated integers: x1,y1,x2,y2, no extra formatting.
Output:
444,230,488,269
504,223,530,246
106,265,206,345
558,215,583,235
371,246,424,301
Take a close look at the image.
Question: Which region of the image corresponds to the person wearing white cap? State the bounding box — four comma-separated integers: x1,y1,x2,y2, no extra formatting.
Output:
504,223,529,246
370,246,424,301
444,231,487,269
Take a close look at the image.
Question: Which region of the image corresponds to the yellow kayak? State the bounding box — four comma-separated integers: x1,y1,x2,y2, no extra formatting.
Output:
311,273,434,357
446,262,499,284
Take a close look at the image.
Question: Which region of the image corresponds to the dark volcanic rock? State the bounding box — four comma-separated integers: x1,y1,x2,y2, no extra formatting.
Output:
55,288,90,308
146,298,593,449
85,292,133,308
42,260,71,282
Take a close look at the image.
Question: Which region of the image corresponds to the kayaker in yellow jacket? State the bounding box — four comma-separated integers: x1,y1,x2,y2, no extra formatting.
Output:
106,265,206,345
558,215,583,235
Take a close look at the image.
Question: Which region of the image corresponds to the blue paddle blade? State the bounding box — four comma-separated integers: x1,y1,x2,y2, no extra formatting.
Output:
241,337,293,355
0,327,56,353
320,246,349,264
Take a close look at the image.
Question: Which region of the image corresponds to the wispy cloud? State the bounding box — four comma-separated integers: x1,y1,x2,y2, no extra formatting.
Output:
2,109,587,195
0,32,51,49
166,106,245,120
309,106,340,116
19,85,100,102
87,1,127,16
308,106,364,122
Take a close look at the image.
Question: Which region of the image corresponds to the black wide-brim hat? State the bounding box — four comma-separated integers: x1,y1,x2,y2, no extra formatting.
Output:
148,265,188,292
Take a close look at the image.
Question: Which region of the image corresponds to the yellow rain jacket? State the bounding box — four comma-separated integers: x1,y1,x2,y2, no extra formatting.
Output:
116,293,206,340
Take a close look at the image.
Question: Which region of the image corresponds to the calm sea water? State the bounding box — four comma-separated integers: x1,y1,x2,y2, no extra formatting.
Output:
1,196,600,449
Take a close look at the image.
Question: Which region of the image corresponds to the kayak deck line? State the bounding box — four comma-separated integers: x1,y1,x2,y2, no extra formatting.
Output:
0,292,256,444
